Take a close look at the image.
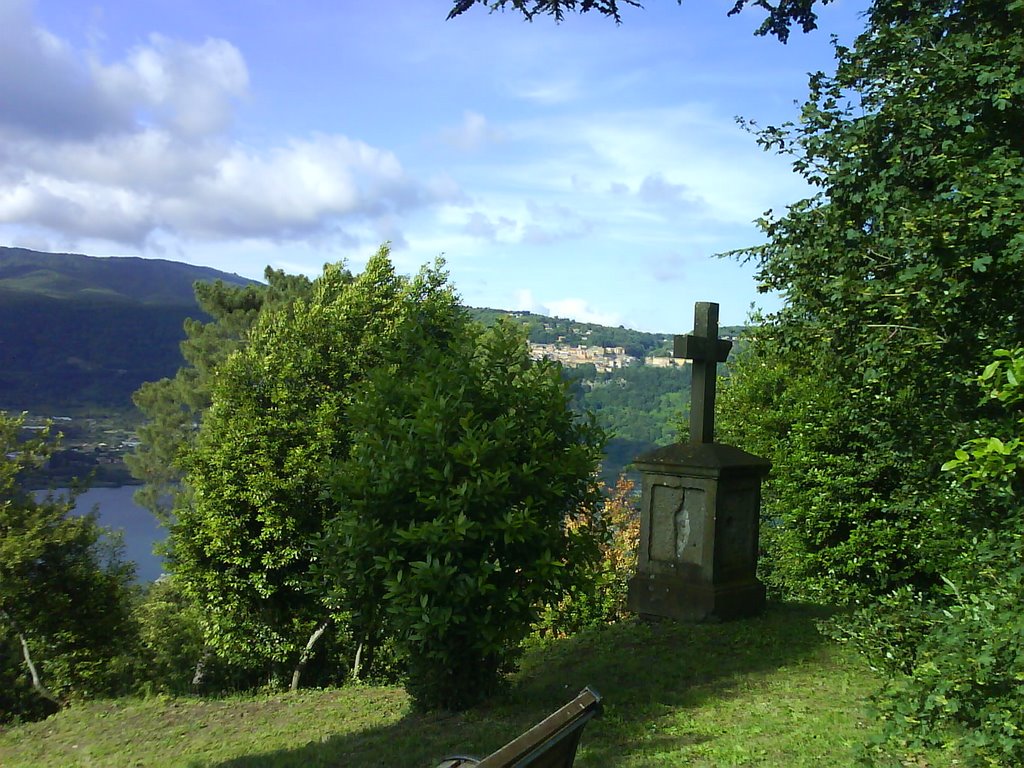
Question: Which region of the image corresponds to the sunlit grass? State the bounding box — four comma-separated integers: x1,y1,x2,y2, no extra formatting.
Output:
0,603,958,767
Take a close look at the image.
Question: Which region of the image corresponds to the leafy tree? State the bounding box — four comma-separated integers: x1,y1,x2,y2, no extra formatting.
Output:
127,270,313,690
172,247,463,688
132,577,207,695
132,575,278,695
835,350,1024,766
0,413,137,722
719,0,1024,602
128,270,312,523
941,347,1024,498
321,318,604,710
719,335,967,601
446,0,836,41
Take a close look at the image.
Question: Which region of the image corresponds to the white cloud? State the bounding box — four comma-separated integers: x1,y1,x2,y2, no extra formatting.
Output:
0,4,458,250
496,105,807,227
441,111,501,152
545,298,622,326
514,288,542,313
0,126,444,244
513,79,581,105
164,134,415,237
637,173,700,206
462,210,517,240
645,252,689,283
513,289,621,326
0,173,153,242
91,34,249,137
421,105,802,297
0,0,127,139
520,200,593,245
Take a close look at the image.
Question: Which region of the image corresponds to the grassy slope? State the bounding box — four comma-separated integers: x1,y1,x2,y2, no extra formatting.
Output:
0,605,953,768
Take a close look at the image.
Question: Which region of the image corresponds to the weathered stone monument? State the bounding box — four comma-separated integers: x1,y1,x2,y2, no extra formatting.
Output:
626,302,771,622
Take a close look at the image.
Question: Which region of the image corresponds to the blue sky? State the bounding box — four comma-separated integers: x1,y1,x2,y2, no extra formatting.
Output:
1,0,868,331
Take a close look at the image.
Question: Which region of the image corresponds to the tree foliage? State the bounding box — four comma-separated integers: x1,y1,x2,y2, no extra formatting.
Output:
128,269,312,523
171,247,464,683
535,475,640,638
0,413,137,722
321,317,605,710
581,365,689,446
832,350,1024,766
132,575,276,695
941,348,1024,498
132,576,208,695
446,0,834,41
870,535,1024,767
720,0,1024,602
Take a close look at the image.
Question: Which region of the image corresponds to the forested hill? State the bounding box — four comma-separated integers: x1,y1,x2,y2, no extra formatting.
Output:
0,248,253,411
468,308,748,483
0,247,251,305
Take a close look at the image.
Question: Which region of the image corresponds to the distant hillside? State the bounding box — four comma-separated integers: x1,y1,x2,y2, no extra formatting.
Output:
467,307,750,483
0,248,254,412
468,306,745,354
0,248,744,480
0,247,251,305
468,307,671,355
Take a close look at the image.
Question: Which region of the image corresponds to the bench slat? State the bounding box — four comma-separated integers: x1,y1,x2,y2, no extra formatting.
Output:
475,687,602,768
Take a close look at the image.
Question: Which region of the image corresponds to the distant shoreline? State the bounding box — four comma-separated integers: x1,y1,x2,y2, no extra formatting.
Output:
25,478,142,492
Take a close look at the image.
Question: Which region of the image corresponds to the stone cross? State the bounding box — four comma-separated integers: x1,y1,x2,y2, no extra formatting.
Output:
673,302,732,444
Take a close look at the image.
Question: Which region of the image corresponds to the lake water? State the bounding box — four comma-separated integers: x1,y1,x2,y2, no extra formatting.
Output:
40,486,167,583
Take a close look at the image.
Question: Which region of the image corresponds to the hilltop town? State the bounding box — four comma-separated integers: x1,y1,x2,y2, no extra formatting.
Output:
520,308,742,374
528,342,687,372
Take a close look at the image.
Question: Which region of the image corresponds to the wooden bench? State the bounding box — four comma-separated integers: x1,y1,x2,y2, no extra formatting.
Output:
436,687,602,768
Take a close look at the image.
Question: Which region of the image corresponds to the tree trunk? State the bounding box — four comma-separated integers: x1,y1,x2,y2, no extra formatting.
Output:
352,641,364,682
192,647,212,689
352,634,379,682
1,609,62,707
18,632,62,706
290,620,330,692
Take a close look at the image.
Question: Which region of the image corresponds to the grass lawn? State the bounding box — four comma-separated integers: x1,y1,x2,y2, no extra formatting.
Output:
0,603,958,767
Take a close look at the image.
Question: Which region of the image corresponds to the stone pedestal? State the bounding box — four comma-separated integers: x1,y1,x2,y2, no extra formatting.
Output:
627,441,771,622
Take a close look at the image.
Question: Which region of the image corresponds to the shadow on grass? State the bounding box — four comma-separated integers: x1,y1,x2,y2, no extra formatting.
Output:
207,602,836,768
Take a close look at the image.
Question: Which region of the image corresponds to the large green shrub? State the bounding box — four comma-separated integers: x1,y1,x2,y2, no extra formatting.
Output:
173,247,460,685
719,336,974,604
718,0,1024,602
323,318,604,710
842,349,1024,766
845,532,1024,768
